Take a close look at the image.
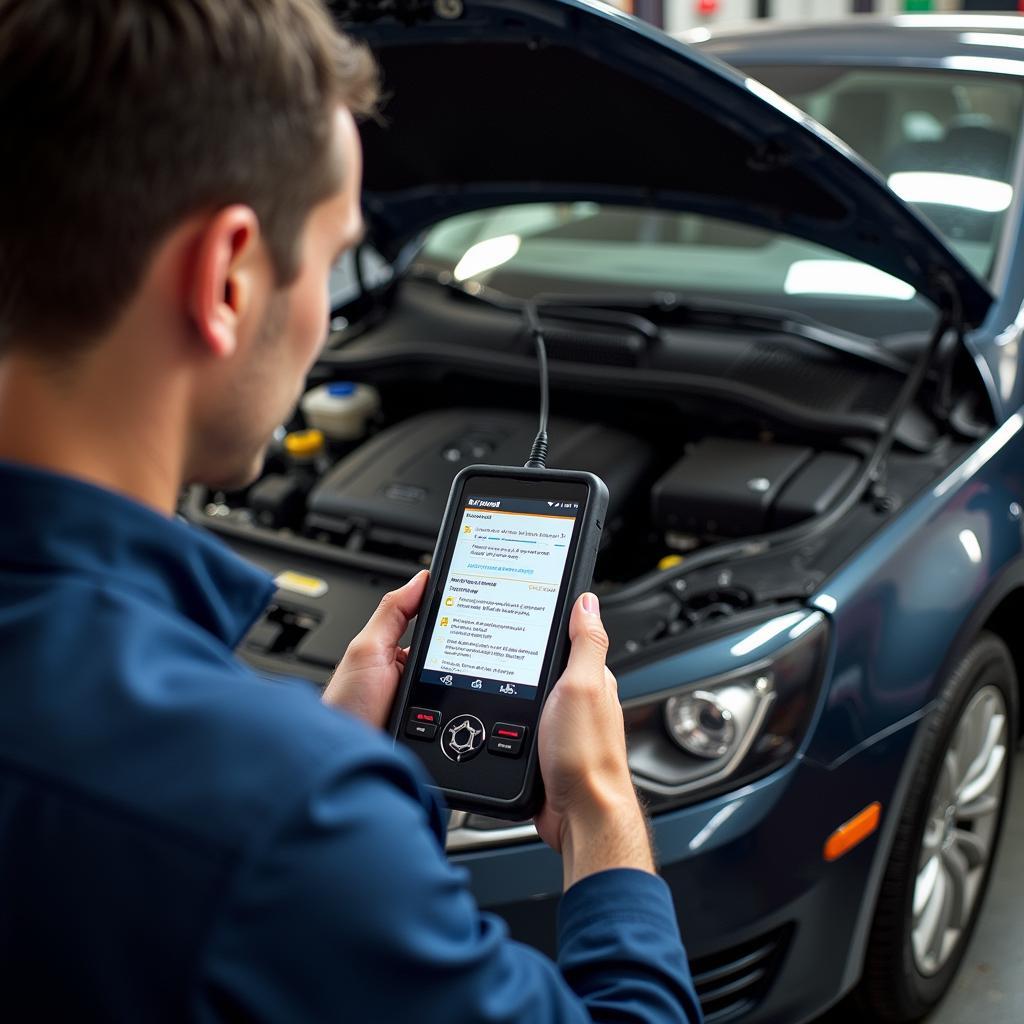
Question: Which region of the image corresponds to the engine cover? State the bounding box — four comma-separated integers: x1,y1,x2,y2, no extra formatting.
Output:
651,438,859,538
308,409,650,542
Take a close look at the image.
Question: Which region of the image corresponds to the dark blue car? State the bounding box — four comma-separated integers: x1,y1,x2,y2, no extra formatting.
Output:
188,6,1024,1022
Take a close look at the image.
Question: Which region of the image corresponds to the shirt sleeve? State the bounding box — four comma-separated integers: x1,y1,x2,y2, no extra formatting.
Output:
195,752,702,1024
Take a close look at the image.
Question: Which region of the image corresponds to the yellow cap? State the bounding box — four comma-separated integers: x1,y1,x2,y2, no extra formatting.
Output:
657,554,684,571
275,570,328,598
284,429,325,458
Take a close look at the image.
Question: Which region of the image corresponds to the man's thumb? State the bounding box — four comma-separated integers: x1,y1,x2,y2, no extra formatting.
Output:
563,592,609,680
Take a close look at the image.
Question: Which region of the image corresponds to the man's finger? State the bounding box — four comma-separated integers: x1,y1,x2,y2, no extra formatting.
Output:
562,592,609,683
359,571,429,648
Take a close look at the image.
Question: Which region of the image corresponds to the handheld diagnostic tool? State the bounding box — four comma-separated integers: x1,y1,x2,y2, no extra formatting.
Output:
391,465,607,818
390,301,608,818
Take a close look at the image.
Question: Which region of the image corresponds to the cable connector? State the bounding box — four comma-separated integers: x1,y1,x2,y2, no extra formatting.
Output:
525,431,548,470
523,301,550,470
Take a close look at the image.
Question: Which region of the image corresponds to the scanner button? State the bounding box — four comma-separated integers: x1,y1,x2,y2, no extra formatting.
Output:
441,714,486,762
406,722,437,741
409,707,441,725
493,723,527,741
488,723,527,758
406,707,441,742
487,736,522,757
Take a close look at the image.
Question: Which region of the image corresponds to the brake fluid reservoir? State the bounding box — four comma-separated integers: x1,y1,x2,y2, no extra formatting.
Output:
300,382,380,441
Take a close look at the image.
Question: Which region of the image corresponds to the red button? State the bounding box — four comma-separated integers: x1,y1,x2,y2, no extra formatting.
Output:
493,722,526,740
488,723,527,758
409,707,440,725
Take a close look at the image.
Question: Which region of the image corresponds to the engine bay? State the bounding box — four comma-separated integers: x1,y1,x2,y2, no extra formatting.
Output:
210,402,878,573
180,270,988,685
186,356,965,688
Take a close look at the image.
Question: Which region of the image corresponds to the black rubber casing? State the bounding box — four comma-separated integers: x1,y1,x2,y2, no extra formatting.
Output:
390,464,608,819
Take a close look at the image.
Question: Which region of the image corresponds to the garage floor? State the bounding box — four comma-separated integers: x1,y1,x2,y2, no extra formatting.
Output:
816,757,1024,1024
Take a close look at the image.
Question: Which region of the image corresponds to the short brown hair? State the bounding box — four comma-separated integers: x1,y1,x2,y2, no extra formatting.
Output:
0,0,377,353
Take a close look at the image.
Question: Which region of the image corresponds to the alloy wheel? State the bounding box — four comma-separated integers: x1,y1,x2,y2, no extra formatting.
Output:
911,685,1009,977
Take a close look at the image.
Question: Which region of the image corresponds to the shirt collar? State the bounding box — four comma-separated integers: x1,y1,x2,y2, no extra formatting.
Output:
0,460,275,648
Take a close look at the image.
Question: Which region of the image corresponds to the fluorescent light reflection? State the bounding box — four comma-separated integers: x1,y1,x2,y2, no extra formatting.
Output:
960,32,1024,52
888,171,1013,213
958,529,983,565
933,413,1024,498
689,801,742,851
730,611,807,658
942,55,1024,76
784,260,915,300
453,234,521,282
895,15,1024,31
788,611,824,641
744,77,809,125
681,27,712,45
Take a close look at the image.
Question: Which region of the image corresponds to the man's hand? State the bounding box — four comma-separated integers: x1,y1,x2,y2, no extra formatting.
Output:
535,593,654,889
323,571,429,730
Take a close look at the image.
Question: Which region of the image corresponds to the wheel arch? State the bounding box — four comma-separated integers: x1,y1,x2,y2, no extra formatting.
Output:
838,557,1024,999
980,587,1024,741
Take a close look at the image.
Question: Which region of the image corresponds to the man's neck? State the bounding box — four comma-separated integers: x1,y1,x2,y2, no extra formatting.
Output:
0,345,188,516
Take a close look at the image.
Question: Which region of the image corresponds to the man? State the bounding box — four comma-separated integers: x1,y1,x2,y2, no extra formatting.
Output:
0,2,701,1021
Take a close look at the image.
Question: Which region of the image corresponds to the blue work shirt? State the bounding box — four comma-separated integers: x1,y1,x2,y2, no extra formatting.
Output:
0,460,701,1023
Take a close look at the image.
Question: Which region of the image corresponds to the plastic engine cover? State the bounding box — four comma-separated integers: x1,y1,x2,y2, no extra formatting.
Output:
652,438,858,538
308,409,650,540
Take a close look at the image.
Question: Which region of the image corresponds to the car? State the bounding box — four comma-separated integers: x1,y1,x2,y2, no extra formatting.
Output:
183,5,1024,1022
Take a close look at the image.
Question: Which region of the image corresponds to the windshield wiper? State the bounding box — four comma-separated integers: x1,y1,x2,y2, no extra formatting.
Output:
407,270,911,375
530,291,912,374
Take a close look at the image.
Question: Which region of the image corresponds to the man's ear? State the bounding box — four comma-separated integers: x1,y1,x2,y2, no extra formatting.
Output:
187,206,263,360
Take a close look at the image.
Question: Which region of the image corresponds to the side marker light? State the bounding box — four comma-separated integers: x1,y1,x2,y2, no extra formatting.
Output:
824,802,882,863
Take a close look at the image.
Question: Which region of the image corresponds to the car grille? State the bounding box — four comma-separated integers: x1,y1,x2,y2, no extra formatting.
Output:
690,925,792,1023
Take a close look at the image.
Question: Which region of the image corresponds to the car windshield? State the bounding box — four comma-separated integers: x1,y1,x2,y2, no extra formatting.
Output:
417,67,1023,339
744,64,1024,282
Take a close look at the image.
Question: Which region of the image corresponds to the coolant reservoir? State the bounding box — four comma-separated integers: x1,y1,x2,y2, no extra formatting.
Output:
300,382,380,441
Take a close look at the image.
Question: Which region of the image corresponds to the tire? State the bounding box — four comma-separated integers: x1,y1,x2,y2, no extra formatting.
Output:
853,631,1017,1022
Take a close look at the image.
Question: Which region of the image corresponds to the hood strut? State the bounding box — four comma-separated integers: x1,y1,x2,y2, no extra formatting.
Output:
605,279,964,607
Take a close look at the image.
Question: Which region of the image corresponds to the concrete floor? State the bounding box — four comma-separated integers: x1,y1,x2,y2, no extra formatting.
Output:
815,757,1024,1024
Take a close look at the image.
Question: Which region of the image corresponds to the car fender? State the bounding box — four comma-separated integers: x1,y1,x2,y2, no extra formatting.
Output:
806,411,1024,766
804,411,1024,994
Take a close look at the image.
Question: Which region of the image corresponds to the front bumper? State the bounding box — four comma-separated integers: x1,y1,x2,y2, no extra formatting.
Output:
455,717,918,1023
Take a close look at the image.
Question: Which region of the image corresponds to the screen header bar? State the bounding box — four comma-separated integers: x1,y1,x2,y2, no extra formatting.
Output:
465,495,580,517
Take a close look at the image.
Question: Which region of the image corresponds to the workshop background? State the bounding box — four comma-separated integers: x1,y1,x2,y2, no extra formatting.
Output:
611,0,1024,35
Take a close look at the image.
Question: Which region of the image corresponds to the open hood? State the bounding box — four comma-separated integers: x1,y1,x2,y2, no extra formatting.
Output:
334,0,992,327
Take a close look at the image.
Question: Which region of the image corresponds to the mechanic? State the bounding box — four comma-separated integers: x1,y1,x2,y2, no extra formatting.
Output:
0,2,700,1021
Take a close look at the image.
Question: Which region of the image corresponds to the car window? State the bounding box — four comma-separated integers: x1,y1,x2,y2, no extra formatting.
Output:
417,68,1022,339
742,65,1024,282
419,202,935,337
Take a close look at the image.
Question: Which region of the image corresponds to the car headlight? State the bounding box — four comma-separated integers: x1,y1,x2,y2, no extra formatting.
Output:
624,610,828,812
444,610,829,851
664,678,770,759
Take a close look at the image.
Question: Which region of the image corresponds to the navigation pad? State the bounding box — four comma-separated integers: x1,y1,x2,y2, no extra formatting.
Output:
441,714,486,762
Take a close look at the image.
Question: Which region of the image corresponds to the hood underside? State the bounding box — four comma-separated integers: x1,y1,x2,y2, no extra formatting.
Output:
334,0,993,327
